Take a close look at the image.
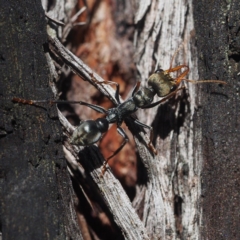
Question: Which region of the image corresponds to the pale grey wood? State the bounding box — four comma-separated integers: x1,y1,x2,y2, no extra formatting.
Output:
132,0,201,239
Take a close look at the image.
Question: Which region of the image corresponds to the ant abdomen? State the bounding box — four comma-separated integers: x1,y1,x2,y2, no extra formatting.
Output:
70,118,109,146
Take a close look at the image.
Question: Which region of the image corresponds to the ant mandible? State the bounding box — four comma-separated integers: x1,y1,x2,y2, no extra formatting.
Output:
13,63,226,173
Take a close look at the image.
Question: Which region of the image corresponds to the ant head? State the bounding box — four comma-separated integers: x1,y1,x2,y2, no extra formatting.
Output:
149,64,227,98
148,69,176,97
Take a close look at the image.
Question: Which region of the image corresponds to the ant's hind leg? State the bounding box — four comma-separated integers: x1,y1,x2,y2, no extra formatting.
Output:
12,98,108,114
133,119,157,155
101,126,129,176
73,101,107,114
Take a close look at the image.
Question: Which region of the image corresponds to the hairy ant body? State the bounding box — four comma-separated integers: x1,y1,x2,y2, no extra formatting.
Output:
13,64,226,173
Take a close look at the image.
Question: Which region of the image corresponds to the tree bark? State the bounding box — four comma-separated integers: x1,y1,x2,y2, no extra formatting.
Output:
1,0,238,240
193,0,240,239
133,0,200,239
0,0,82,239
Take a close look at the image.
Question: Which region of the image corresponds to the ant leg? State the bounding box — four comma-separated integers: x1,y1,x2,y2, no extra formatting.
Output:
101,126,129,175
168,40,187,71
12,98,38,105
12,98,107,114
90,74,121,104
65,101,108,114
174,67,190,86
133,119,157,155
98,81,121,104
12,98,48,111
166,64,189,74
131,82,141,97
165,65,189,86
108,127,129,159
141,87,185,109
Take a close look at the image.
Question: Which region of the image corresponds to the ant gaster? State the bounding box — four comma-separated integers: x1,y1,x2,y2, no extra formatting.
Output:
13,64,226,173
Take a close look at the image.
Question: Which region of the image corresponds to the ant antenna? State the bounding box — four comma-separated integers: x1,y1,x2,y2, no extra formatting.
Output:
182,79,227,85
165,65,227,87
168,39,188,73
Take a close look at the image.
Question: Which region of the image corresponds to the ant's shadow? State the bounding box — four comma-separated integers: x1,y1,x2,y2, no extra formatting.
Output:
152,89,190,143
78,145,105,171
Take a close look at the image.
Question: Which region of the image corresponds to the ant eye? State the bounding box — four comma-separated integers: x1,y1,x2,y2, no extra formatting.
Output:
155,68,164,73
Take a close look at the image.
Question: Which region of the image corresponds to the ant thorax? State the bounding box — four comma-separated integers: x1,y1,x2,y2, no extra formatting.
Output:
106,99,138,124
133,87,155,107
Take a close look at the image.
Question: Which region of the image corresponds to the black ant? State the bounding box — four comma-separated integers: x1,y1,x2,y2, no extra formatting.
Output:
12,64,226,173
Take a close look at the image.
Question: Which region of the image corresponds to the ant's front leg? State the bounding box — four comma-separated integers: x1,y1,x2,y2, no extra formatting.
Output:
166,64,189,74
166,65,189,86
133,119,157,155
101,126,129,176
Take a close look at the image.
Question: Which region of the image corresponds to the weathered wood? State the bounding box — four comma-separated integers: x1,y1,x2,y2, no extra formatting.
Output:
132,0,201,239
193,0,240,239
0,0,82,239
